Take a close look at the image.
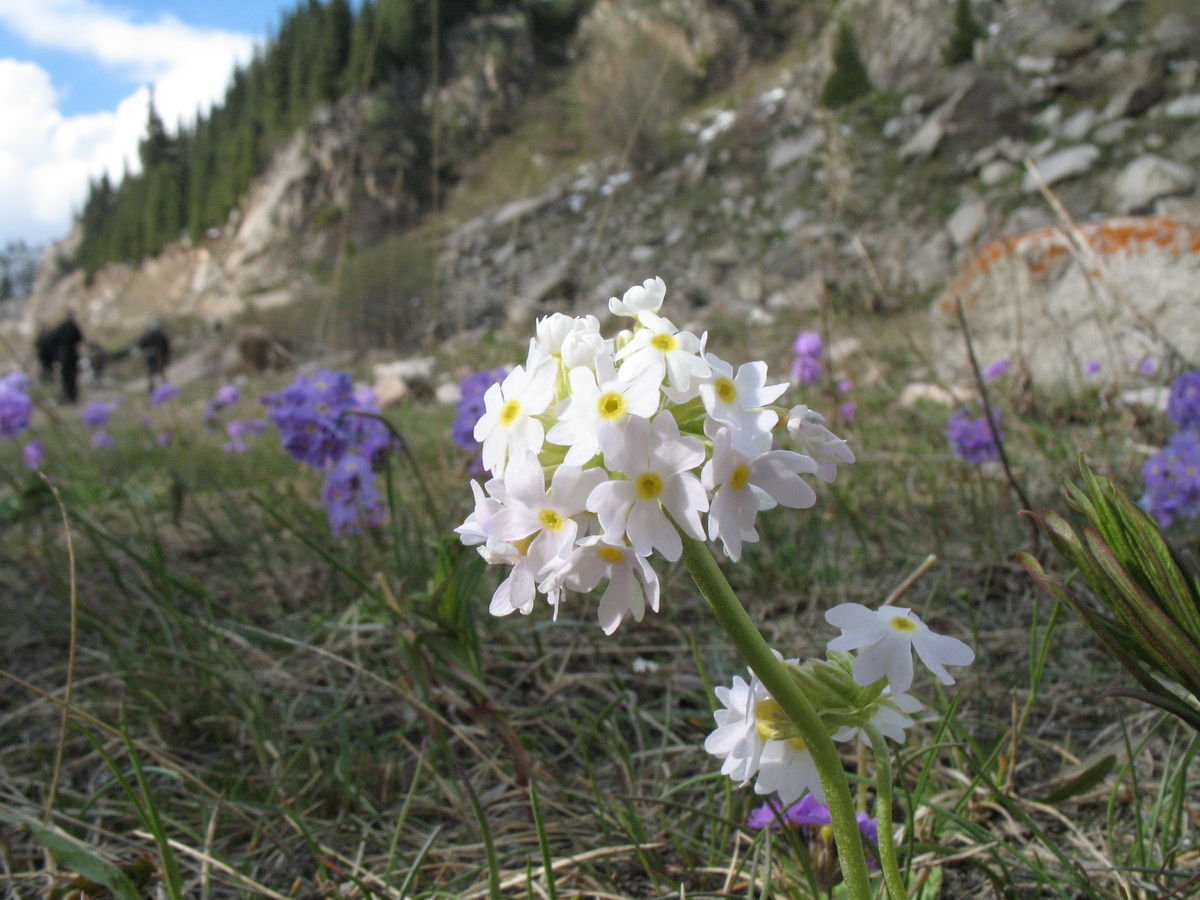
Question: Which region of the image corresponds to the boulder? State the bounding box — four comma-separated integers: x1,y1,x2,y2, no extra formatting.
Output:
930,215,1200,387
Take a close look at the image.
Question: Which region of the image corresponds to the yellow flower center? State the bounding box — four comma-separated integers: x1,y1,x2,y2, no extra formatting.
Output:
499,399,522,426
539,509,565,532
729,463,751,490
714,376,737,404
889,614,916,632
634,472,664,499
596,545,625,564
596,391,626,420
754,698,804,744
650,333,676,352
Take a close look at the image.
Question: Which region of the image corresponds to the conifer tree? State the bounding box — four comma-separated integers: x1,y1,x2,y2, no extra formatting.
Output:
820,21,871,108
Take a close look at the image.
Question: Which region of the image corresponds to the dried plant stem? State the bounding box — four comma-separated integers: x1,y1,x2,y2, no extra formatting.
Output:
954,296,1039,547
43,475,78,875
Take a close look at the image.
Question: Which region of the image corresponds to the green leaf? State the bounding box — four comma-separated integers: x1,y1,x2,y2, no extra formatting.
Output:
1033,753,1117,804
1106,686,1200,734
1084,530,1200,695
0,810,144,900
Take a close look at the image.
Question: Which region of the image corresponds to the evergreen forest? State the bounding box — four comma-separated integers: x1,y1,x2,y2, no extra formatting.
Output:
70,0,587,283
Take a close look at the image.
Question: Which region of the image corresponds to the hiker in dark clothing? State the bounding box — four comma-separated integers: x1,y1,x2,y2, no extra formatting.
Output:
42,312,84,404
134,321,171,391
34,325,57,384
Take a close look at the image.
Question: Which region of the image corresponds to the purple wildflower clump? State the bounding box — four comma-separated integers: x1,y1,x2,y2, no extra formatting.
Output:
320,453,386,536
81,400,119,429
1167,370,1200,430
981,356,1012,382
946,405,1003,464
791,330,824,385
0,372,34,438
452,367,508,472
1141,430,1200,527
150,382,179,407
262,371,396,536
205,383,242,426
222,418,268,454
261,370,360,469
747,796,879,885
91,430,115,450
23,439,44,469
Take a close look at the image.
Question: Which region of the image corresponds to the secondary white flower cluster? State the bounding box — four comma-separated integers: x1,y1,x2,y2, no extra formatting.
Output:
456,276,854,634
706,605,974,805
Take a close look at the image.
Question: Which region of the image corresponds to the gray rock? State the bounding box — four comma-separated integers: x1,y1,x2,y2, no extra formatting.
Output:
946,200,988,248
1164,94,1200,118
1114,155,1196,213
980,159,1018,186
1059,107,1098,141
767,128,825,171
1023,144,1100,191
907,231,955,294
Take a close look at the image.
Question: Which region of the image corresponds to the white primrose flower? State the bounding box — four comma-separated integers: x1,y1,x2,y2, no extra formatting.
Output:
535,313,607,370
546,353,663,465
705,670,770,786
825,604,976,694
705,663,826,805
699,355,788,455
454,478,503,546
786,404,855,483
754,739,825,806
483,453,606,561
488,536,560,618
540,535,662,634
609,275,666,319
474,358,558,476
702,425,819,562
587,411,708,561
615,312,711,395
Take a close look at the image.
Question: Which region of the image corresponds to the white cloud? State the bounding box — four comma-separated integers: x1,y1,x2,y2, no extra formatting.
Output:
0,0,259,245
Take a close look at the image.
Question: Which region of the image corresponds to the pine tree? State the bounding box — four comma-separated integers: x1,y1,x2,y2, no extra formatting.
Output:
820,22,872,109
944,0,985,65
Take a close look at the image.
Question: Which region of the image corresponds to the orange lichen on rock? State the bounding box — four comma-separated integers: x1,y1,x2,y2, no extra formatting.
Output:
941,215,1200,311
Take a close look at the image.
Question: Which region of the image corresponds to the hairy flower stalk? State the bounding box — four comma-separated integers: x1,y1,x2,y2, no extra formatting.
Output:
679,533,874,900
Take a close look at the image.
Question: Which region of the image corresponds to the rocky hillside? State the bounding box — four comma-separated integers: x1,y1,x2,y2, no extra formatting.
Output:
20,0,1200,387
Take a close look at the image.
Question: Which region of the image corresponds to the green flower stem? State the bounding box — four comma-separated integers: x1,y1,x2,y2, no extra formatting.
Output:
679,534,872,900
864,723,906,900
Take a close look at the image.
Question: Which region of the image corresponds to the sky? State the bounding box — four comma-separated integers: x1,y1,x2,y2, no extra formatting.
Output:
0,0,302,248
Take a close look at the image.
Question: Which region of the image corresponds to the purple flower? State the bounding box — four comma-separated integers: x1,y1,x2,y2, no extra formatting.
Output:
837,379,854,394
0,377,33,438
791,354,822,385
91,429,115,450
156,431,171,447
23,439,44,469
981,357,1012,381
841,400,857,421
793,331,823,358
747,796,879,869
211,383,241,409
1167,371,1200,430
1138,357,1158,377
150,382,178,406
790,331,824,385
81,400,119,428
452,367,508,471
260,370,360,469
1141,429,1200,527
321,453,386,536
946,405,1003,464
1085,359,1103,376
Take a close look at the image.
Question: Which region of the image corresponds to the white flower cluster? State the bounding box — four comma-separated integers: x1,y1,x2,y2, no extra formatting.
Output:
706,606,974,805
456,276,854,634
